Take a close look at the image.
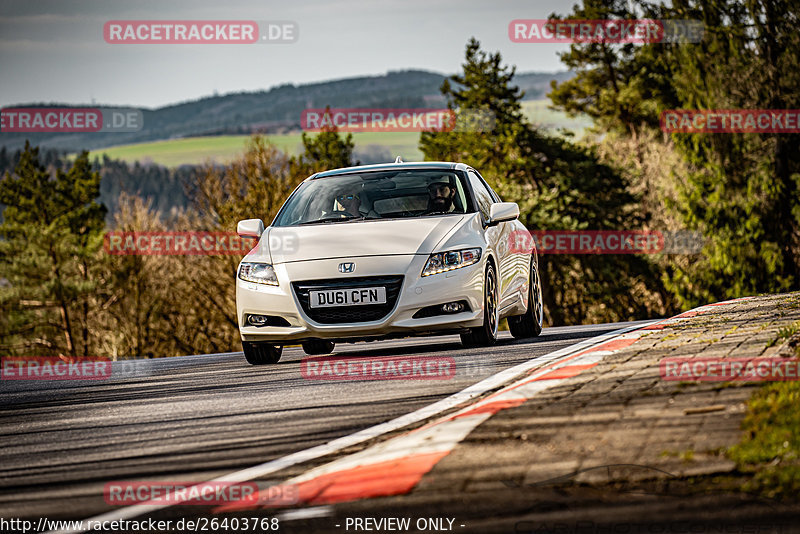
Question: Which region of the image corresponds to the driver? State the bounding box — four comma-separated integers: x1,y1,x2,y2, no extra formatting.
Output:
424,177,457,214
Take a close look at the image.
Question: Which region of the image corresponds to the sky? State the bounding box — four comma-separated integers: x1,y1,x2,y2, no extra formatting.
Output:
0,0,575,109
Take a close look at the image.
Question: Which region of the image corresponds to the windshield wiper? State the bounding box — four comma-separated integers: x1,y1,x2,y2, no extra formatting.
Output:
420,211,450,217
298,215,364,225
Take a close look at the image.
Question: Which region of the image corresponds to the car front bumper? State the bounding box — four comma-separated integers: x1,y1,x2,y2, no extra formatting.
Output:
236,254,485,344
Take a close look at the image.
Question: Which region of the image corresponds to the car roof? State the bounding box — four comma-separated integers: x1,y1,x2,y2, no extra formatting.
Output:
310,161,470,180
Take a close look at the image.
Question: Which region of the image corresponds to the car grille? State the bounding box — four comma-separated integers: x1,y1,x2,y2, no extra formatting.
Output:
292,276,404,324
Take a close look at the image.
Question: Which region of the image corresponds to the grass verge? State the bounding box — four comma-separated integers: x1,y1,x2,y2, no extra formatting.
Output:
728,378,800,500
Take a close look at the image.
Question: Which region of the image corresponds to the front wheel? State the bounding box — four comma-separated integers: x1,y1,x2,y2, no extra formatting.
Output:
461,263,499,347
242,341,282,365
508,259,543,339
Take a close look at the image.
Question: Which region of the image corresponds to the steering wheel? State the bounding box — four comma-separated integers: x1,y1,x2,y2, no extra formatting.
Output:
330,209,361,218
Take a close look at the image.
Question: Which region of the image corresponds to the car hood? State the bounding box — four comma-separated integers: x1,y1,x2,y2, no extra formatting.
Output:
258,216,466,264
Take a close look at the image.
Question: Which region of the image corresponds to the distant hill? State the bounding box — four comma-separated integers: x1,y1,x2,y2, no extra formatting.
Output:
0,70,572,153
87,100,591,169
515,71,574,101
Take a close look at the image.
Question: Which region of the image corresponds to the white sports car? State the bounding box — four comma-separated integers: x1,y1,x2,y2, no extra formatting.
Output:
235,161,543,364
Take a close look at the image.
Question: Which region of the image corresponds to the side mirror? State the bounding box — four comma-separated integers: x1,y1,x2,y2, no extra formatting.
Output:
487,202,519,227
237,219,265,238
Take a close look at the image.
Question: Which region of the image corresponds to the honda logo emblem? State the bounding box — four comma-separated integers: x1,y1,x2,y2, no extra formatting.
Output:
338,262,356,273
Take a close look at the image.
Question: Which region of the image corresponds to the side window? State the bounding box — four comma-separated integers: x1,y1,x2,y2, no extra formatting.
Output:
467,170,494,219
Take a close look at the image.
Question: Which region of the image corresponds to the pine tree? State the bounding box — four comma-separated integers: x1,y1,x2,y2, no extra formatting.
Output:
420,38,667,325
0,142,106,356
549,0,800,307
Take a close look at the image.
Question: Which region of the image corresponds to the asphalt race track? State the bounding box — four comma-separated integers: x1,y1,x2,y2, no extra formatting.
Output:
0,322,650,532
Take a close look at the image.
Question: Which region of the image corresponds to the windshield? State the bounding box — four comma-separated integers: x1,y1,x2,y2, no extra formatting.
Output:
272,169,473,227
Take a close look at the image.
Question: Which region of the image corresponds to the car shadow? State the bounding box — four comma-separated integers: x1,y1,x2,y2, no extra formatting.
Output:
317,323,633,358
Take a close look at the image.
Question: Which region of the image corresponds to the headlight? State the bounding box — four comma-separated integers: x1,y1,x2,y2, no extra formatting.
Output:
238,262,279,286
422,248,481,276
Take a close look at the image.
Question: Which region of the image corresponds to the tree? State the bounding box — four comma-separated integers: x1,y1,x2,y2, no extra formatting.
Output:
548,0,676,136
92,130,358,359
99,193,176,359
0,142,106,356
664,0,800,306
166,137,302,354
290,107,357,177
550,0,800,307
421,38,668,325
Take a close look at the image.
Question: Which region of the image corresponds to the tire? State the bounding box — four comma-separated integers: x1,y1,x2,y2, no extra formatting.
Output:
242,341,282,365
302,339,335,355
508,258,544,339
461,263,499,347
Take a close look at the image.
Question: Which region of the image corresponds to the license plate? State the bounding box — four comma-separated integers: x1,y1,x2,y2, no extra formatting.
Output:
309,287,387,308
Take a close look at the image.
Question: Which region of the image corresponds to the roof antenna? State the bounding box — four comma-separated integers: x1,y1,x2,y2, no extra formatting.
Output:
394,156,403,163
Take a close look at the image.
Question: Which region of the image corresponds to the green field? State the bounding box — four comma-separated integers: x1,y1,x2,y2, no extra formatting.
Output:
521,99,593,133
90,132,424,168
89,100,590,168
